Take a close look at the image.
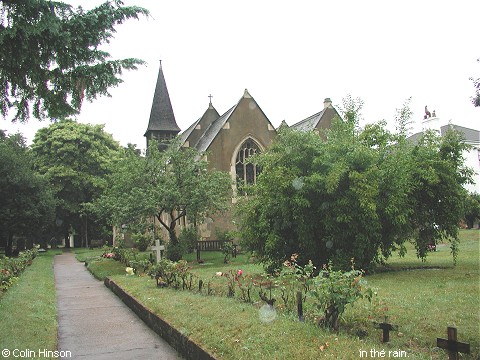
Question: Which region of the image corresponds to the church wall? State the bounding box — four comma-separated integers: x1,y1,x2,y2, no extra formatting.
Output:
315,107,339,133
206,97,277,172
200,96,277,240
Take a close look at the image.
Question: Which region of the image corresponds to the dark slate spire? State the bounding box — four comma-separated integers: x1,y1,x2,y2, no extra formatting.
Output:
144,61,180,148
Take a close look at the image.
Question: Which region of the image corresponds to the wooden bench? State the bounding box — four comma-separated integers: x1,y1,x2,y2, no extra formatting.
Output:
196,240,237,261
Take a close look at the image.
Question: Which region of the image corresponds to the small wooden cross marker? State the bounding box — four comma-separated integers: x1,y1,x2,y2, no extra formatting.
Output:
437,327,470,360
373,316,398,342
151,239,165,263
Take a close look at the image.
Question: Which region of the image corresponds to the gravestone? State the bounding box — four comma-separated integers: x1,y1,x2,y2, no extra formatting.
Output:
373,316,398,342
437,327,470,360
151,240,165,263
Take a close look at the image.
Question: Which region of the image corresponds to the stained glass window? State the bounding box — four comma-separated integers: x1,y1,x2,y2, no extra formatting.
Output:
235,139,261,186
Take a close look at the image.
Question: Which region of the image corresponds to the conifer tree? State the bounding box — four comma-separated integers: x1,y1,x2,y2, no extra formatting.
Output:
0,1,149,122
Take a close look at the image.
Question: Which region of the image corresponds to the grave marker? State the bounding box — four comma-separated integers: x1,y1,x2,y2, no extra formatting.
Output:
437,327,470,360
373,316,398,342
151,240,165,263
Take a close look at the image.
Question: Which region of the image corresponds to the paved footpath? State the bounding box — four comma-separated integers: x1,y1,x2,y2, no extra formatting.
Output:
54,252,182,360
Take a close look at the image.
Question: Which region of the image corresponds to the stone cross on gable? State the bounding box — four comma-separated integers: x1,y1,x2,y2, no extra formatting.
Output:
151,239,165,263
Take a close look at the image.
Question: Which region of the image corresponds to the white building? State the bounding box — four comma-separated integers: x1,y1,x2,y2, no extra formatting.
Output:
410,116,480,194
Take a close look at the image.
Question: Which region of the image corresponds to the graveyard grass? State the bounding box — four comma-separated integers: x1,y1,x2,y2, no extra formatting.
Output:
0,250,61,356
89,230,479,359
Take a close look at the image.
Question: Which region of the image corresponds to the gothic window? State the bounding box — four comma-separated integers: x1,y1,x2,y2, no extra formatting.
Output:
235,139,261,187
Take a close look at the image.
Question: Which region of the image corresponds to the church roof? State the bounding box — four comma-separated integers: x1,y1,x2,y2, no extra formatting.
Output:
290,109,328,132
185,89,268,153
290,99,339,132
194,104,236,152
180,102,221,146
145,62,180,135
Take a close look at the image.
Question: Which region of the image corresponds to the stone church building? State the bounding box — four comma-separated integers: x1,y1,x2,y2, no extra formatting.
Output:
145,63,340,240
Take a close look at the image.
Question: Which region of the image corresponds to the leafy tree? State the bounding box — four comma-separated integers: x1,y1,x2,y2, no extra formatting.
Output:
463,192,480,229
237,117,472,271
91,139,231,261
30,120,122,247
0,0,149,122
0,131,55,256
471,58,480,107
408,129,472,260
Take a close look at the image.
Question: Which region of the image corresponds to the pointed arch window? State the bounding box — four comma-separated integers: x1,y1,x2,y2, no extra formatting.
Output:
235,139,261,187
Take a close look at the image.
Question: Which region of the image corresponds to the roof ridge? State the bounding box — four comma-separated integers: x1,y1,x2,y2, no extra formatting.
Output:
193,104,237,151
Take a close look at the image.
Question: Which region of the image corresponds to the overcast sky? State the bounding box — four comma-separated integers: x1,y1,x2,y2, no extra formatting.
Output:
3,0,480,149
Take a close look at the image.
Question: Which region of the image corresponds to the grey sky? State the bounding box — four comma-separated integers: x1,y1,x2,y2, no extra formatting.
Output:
3,0,479,149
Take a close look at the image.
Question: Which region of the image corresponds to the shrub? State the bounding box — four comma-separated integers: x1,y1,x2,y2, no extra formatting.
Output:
179,227,199,254
131,232,152,252
309,261,372,330
0,249,38,293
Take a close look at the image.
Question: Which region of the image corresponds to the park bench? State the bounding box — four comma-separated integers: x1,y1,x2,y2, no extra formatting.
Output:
196,240,237,261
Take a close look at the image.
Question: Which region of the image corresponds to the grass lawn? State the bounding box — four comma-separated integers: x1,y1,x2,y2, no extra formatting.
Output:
0,250,61,358
89,230,479,359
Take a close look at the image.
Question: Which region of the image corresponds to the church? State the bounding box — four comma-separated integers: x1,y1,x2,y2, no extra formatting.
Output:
144,62,340,240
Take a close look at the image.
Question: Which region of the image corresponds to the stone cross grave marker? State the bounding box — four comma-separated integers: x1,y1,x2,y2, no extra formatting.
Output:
151,240,165,263
436,326,470,360
373,316,398,342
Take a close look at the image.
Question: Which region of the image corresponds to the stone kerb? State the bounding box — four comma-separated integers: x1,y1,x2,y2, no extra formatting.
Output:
104,277,216,360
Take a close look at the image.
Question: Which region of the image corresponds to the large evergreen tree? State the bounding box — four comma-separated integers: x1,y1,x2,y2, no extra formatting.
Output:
0,0,149,122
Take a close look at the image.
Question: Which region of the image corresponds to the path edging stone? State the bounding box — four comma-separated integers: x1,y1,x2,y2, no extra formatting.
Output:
104,277,216,360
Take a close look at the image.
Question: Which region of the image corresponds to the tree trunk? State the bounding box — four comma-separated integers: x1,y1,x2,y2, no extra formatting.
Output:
167,228,182,261
5,233,13,257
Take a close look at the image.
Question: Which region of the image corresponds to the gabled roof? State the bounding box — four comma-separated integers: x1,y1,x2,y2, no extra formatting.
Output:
186,89,272,153
180,102,221,146
408,124,480,145
441,124,480,144
144,62,180,135
290,100,340,132
194,104,236,152
290,109,328,132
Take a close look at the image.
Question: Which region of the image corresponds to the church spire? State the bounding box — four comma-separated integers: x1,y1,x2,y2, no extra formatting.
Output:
144,61,180,148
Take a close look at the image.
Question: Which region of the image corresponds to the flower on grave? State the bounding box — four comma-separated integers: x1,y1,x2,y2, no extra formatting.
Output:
103,253,115,259
215,271,223,277
125,267,134,276
237,269,243,276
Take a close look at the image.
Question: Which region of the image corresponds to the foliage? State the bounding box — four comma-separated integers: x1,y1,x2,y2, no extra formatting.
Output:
0,0,149,122
309,261,372,330
471,58,480,107
0,249,38,292
91,138,231,261
394,97,414,137
237,111,472,271
279,253,315,310
0,132,55,256
131,232,152,252
148,259,196,290
31,120,122,247
221,242,234,264
463,192,480,229
178,227,199,254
